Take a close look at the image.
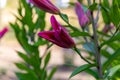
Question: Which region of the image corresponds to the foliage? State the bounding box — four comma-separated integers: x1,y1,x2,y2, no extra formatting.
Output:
9,0,120,80
10,0,55,80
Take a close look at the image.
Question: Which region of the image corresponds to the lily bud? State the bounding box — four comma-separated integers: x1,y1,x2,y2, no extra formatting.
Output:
75,2,90,27
102,24,114,33
30,0,60,14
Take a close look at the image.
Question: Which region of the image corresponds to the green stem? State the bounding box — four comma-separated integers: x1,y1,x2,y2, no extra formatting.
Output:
73,47,92,64
41,44,53,58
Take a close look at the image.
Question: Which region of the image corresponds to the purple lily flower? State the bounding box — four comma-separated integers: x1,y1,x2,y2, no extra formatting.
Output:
30,0,60,14
38,15,75,48
0,27,8,39
75,2,90,27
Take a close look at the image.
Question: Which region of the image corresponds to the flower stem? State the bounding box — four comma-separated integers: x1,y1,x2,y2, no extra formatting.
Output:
73,47,92,64
90,6,103,80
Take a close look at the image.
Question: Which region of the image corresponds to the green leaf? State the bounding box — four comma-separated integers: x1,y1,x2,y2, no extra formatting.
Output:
70,31,90,37
17,51,32,64
35,8,46,30
102,0,110,9
101,49,111,58
85,69,99,79
69,64,93,79
108,42,120,50
110,0,120,26
100,32,120,47
41,69,47,80
89,3,97,11
44,52,51,68
16,72,38,80
59,13,69,23
103,48,120,71
15,63,29,71
101,6,110,24
48,67,57,80
108,65,120,77
34,39,48,46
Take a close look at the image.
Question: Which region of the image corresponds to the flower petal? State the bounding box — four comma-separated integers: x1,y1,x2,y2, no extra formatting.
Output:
50,15,61,30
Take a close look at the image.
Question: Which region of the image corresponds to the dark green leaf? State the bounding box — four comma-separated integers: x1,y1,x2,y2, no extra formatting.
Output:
101,6,110,24
70,31,90,37
89,3,97,11
16,72,38,80
17,51,32,65
59,13,69,23
85,69,99,79
69,64,93,78
101,50,111,58
44,52,51,68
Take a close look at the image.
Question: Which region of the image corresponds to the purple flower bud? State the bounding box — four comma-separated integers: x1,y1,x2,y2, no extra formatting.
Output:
75,2,90,27
30,0,60,14
102,24,114,33
0,27,8,39
38,15,75,48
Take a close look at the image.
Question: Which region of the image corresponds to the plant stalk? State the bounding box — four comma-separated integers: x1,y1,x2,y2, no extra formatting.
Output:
90,2,103,79
73,47,92,64
91,12,103,80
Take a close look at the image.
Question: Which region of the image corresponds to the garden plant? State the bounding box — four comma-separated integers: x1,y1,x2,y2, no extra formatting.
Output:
10,0,120,80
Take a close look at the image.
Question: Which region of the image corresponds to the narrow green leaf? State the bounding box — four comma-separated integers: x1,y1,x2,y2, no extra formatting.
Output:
103,48,120,71
70,31,90,37
44,52,51,68
17,51,32,64
85,69,99,79
100,32,120,47
48,67,57,80
16,72,38,80
69,64,93,79
15,63,27,70
59,13,69,23
108,65,120,77
89,3,97,11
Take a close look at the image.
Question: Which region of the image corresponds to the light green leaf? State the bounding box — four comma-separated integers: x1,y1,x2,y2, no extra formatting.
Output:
100,32,120,47
103,48,120,71
108,65,120,77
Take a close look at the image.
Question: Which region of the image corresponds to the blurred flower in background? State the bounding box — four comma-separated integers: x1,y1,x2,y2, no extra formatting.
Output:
0,27,8,39
0,0,7,8
55,0,70,8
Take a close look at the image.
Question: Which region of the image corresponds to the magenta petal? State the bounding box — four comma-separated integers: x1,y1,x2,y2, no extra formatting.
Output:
50,15,61,30
75,2,84,19
75,2,89,27
38,31,57,42
0,27,8,39
38,31,66,47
